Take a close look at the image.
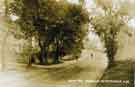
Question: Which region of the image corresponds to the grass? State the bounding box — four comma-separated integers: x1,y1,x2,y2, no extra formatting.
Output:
97,60,135,87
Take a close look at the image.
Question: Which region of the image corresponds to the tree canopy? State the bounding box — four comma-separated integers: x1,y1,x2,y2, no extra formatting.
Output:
9,0,89,64
90,0,135,68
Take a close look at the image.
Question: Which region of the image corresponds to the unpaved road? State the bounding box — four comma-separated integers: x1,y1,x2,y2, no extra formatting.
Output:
0,17,108,87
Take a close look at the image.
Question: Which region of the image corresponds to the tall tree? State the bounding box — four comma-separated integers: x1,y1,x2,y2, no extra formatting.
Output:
9,0,89,64
90,0,135,68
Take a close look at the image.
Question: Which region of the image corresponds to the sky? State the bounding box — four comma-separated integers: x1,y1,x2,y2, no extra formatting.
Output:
128,18,135,28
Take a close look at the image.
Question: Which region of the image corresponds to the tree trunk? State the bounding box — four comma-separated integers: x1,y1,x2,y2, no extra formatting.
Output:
43,42,48,64
107,56,115,69
38,39,43,64
38,38,48,64
4,0,8,16
1,31,8,71
105,37,117,69
53,40,60,64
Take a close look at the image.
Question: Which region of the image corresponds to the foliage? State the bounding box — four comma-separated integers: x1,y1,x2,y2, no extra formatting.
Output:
18,41,39,63
91,15,124,66
9,0,89,64
90,0,130,67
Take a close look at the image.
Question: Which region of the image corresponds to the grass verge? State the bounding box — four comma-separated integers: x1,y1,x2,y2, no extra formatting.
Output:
97,60,135,87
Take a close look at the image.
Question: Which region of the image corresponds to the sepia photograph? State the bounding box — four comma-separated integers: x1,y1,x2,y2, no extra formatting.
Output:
0,0,135,87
